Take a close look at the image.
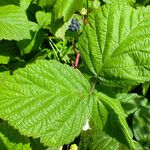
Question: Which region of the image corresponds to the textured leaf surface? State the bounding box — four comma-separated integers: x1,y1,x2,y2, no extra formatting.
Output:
96,92,134,149
117,93,148,115
0,5,34,40
20,0,32,10
0,60,93,146
90,131,119,150
17,28,45,55
53,0,85,21
33,0,56,8
78,3,150,87
36,11,52,28
79,130,119,150
133,105,150,144
103,0,135,5
91,94,108,130
0,122,31,150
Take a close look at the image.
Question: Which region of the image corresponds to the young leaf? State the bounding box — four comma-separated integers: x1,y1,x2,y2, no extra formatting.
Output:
0,121,31,150
0,60,93,146
0,5,35,41
36,11,52,28
53,0,85,21
96,92,134,149
77,3,150,87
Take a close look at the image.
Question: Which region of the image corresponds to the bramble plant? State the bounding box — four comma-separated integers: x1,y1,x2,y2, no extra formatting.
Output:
0,0,150,150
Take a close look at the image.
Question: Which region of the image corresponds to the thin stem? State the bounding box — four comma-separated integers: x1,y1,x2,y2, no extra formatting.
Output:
48,38,59,60
49,38,61,53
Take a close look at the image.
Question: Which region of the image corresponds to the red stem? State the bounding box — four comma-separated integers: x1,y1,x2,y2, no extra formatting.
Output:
74,52,80,69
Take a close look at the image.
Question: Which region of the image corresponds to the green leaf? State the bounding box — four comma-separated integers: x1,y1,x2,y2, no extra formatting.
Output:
53,0,85,21
142,81,150,96
33,0,56,8
0,0,19,6
36,11,52,28
89,0,101,9
0,40,19,64
0,5,35,41
17,28,45,55
0,72,10,83
36,11,64,34
20,0,32,10
117,93,148,116
90,131,119,150
103,0,135,5
91,94,108,130
95,83,131,98
0,121,31,150
96,92,134,149
133,105,150,145
79,130,119,150
77,3,150,87
0,60,93,146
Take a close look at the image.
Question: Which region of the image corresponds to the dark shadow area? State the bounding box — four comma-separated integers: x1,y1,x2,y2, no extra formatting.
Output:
0,138,8,150
0,121,29,145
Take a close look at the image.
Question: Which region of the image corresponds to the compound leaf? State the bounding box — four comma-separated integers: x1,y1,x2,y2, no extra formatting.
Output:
0,60,93,146
78,3,150,87
0,5,35,41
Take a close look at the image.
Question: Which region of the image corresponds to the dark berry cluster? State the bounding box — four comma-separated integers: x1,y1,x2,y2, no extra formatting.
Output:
68,19,80,32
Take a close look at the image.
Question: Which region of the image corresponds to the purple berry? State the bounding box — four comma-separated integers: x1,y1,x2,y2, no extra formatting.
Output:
71,18,77,24
68,25,72,30
68,19,80,32
76,22,80,27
